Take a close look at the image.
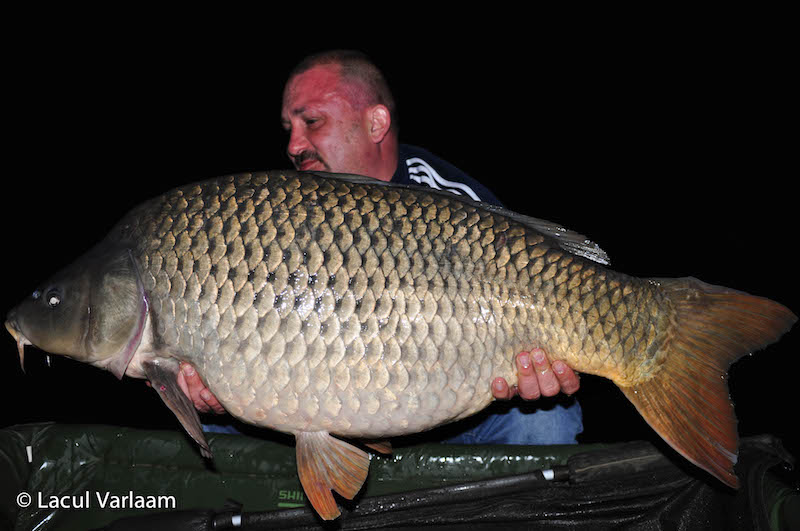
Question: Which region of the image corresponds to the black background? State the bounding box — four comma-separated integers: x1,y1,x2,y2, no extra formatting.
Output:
2,16,797,465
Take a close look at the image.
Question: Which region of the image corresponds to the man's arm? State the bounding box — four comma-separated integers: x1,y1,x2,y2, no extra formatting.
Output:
175,349,579,415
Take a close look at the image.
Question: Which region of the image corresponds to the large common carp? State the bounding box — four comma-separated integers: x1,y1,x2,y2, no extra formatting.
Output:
5,171,795,520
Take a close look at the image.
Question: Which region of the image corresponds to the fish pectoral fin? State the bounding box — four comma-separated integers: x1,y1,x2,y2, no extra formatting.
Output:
295,431,370,520
363,440,392,454
142,359,212,459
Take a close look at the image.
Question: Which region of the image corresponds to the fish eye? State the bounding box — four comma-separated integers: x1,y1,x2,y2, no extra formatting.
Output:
32,290,41,300
46,290,61,308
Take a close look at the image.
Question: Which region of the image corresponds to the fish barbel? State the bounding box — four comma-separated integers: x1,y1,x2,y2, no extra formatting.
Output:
5,170,795,519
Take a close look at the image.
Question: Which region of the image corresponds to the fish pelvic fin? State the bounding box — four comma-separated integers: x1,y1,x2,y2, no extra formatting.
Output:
621,277,796,488
142,359,212,459
295,431,370,520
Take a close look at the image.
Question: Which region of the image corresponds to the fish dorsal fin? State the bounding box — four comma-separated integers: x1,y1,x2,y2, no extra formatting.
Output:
308,171,610,265
484,204,611,265
295,431,370,520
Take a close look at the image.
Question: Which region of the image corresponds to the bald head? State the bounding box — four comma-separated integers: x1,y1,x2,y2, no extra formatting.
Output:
286,50,398,133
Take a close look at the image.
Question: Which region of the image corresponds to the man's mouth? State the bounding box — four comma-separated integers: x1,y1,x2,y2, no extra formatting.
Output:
299,160,323,171
295,152,325,171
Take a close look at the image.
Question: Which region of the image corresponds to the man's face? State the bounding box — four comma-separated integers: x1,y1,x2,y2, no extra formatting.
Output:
281,64,376,176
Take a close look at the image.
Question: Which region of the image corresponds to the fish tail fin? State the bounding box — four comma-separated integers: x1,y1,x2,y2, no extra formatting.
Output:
620,277,796,488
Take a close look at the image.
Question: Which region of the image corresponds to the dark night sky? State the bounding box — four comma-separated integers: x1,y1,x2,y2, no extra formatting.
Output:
2,23,797,463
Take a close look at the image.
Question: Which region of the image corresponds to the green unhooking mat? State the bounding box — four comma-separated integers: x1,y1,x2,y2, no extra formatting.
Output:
0,423,796,530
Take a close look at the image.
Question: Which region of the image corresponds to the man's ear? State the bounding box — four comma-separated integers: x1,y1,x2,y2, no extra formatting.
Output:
366,104,392,143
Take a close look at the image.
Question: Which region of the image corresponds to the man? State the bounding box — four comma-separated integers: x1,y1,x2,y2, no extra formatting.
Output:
179,50,583,444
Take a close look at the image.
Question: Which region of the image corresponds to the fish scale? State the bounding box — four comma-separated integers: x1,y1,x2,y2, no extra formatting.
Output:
6,170,794,520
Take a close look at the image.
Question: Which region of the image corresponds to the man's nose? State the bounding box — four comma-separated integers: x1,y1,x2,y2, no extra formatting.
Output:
286,128,309,158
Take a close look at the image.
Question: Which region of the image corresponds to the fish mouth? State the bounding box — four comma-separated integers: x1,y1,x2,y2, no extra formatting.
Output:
5,318,31,372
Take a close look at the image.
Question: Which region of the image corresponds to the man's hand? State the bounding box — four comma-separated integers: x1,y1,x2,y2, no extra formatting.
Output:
176,362,226,414
492,348,580,400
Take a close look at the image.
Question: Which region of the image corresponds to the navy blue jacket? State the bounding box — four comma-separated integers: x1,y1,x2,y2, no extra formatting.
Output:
391,144,503,207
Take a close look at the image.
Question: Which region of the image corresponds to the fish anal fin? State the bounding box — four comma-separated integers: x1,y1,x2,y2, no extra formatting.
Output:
363,440,392,454
295,431,370,520
623,277,796,488
143,359,212,458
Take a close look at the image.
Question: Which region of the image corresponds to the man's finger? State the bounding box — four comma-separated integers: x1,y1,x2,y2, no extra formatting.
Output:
516,351,542,400
530,348,560,397
178,363,210,413
492,377,517,400
553,361,581,395
184,364,227,414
